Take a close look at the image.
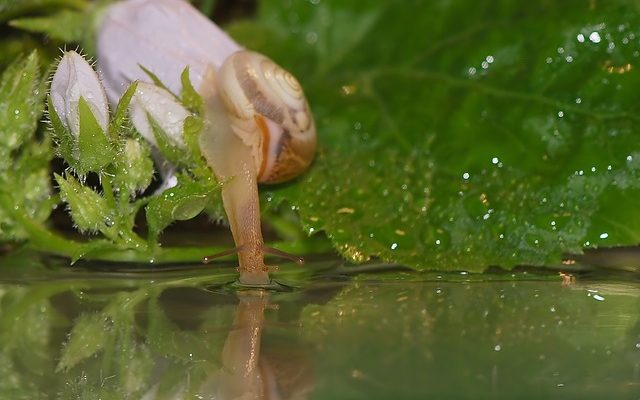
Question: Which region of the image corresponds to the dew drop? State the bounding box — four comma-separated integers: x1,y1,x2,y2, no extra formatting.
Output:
306,31,318,44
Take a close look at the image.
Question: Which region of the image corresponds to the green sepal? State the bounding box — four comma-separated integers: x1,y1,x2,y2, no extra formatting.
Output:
148,113,190,167
76,96,114,174
55,172,114,234
183,115,205,161
111,80,138,135
145,174,221,244
47,94,76,163
139,65,176,98
180,67,203,114
113,138,154,197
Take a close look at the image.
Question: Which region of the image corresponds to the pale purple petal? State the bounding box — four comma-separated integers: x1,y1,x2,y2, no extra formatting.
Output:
129,82,190,147
97,0,242,104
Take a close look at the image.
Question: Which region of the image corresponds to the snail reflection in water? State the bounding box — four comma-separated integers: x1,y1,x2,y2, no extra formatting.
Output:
98,0,316,285
141,291,315,399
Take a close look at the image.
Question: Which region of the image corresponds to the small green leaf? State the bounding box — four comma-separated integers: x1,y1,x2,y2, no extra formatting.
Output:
55,173,114,233
113,138,154,197
70,239,121,263
77,96,114,173
145,175,221,243
180,67,203,114
112,81,139,134
57,312,108,372
148,114,189,166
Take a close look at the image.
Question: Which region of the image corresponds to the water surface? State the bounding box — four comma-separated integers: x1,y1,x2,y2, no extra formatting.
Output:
0,254,638,399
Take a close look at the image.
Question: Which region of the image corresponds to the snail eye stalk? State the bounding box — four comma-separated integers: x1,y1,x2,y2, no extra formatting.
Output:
202,245,246,263
203,245,304,265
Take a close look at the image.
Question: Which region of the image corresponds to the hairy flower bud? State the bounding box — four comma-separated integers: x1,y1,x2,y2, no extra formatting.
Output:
129,82,190,148
50,50,109,136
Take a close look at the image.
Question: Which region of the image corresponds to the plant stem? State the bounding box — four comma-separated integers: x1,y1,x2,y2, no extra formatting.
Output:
0,194,81,258
100,170,117,210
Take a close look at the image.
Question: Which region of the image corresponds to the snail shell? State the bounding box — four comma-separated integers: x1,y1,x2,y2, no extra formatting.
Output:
216,50,317,184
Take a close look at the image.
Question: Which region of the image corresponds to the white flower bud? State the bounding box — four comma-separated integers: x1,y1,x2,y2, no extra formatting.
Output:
129,82,190,148
50,50,109,136
97,0,241,104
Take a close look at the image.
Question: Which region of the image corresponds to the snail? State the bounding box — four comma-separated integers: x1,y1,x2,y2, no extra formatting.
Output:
97,0,316,285
198,51,316,285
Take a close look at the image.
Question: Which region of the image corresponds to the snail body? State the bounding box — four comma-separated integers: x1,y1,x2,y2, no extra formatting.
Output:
98,0,316,285
199,51,316,285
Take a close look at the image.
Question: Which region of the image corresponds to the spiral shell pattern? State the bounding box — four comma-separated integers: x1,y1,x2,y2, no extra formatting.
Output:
217,51,316,184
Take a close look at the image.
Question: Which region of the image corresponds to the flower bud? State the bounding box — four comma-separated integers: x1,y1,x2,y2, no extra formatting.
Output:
50,50,109,136
97,0,241,104
129,82,190,148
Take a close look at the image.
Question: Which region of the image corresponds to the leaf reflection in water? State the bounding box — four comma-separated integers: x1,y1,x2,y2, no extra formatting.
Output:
0,257,319,400
1,256,640,398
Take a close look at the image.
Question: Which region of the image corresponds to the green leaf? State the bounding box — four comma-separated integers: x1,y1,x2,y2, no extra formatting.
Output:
231,1,640,271
76,96,114,173
113,138,154,197
0,0,84,23
0,52,53,241
69,239,125,263
9,10,88,43
145,175,221,243
55,173,114,234
0,51,42,153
